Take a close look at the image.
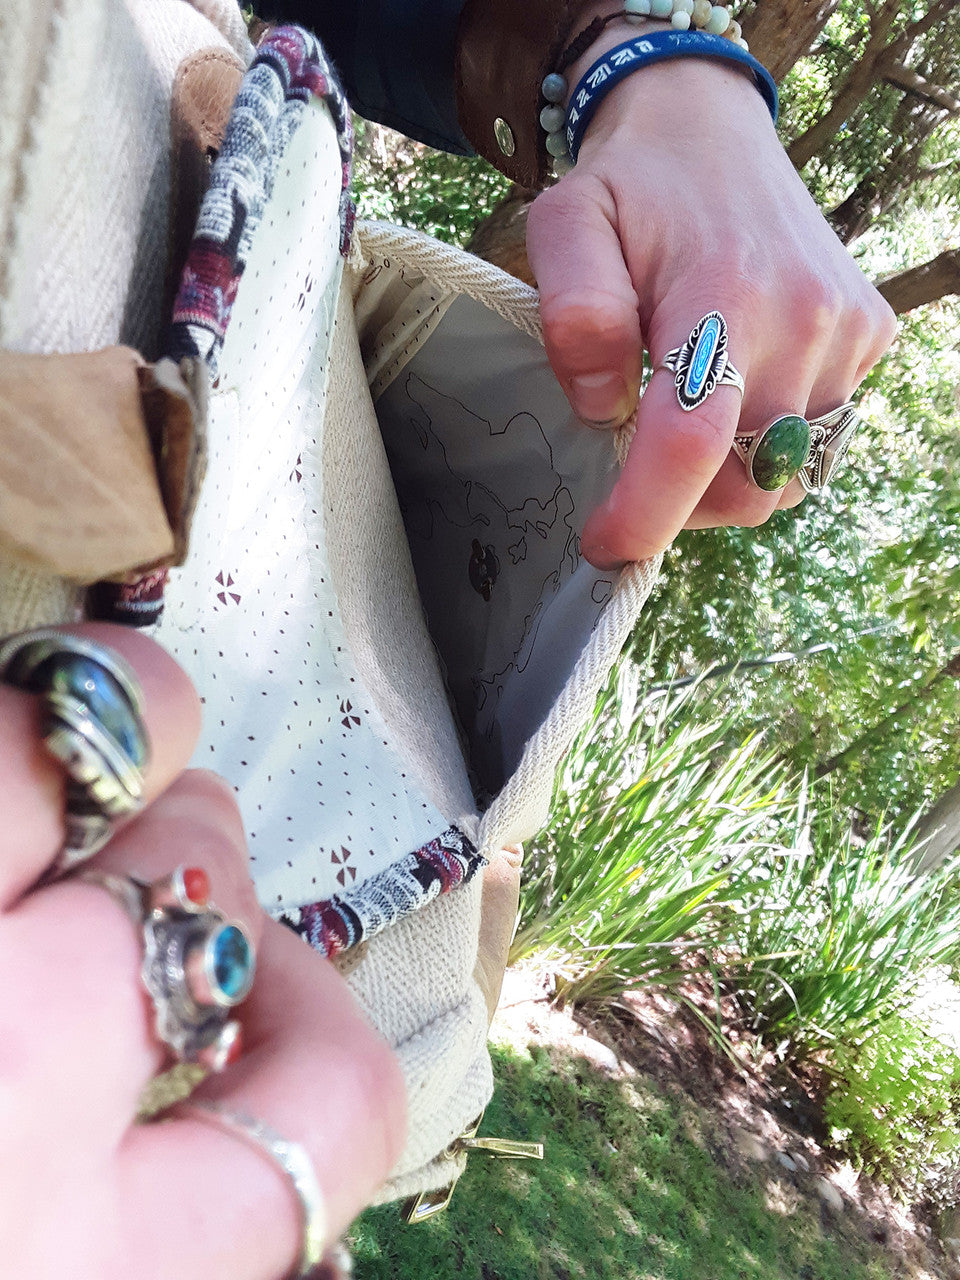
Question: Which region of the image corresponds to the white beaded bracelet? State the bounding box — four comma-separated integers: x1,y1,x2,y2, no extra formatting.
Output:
541,2,747,173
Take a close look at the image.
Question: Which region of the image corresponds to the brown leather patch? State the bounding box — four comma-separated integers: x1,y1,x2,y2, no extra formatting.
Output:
137,356,208,567
168,47,244,309
0,347,175,581
456,0,585,186
330,941,370,978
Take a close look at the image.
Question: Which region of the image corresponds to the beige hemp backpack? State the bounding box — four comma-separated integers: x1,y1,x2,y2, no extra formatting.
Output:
0,0,660,1210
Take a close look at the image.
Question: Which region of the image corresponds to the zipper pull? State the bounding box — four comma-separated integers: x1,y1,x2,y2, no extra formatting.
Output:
401,1114,544,1223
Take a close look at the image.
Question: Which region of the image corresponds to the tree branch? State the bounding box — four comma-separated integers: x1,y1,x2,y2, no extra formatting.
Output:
876,249,960,313
883,58,960,113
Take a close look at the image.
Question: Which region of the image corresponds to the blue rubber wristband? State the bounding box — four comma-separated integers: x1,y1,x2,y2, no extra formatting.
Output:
566,30,779,162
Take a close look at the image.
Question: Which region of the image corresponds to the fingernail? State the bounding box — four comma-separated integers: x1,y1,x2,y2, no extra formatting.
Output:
583,542,626,572
570,373,633,427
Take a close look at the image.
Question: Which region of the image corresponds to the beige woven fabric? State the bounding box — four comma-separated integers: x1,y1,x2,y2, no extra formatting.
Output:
0,2,662,1207
0,0,245,636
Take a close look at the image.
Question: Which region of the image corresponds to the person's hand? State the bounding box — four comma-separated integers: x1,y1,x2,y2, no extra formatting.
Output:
0,625,405,1280
525,17,897,569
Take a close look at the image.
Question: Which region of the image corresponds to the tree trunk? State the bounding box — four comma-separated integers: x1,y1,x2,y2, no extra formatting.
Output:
911,779,960,873
787,0,955,171
830,180,883,244
876,248,960,312
739,0,839,82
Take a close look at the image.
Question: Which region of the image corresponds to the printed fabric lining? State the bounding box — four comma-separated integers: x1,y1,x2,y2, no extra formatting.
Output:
97,25,355,628
152,22,482,947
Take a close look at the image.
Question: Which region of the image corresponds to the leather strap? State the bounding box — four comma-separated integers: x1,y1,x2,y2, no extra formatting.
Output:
455,0,591,187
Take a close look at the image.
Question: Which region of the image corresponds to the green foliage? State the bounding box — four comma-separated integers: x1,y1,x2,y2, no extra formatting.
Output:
352,1042,897,1280
718,797,960,1056
513,666,791,1005
824,1009,960,1196
779,0,960,231
517,669,960,1057
352,119,510,246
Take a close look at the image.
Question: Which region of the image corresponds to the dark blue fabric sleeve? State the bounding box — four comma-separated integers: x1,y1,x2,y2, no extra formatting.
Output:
274,0,474,155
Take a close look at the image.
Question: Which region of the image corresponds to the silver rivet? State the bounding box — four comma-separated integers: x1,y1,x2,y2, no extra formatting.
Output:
494,118,515,157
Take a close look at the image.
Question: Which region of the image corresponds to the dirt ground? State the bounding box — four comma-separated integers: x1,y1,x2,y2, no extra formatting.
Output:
492,964,960,1280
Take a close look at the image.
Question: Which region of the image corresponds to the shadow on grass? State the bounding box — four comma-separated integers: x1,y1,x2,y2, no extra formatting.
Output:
351,1042,894,1280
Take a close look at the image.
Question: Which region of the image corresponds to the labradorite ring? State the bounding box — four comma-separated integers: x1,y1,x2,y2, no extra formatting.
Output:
659,312,746,411
80,866,256,1071
0,629,150,872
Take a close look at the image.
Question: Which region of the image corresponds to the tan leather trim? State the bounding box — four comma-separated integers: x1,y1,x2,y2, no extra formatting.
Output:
0,347,175,582
455,0,588,186
167,46,244,312
137,355,208,570
473,844,523,1026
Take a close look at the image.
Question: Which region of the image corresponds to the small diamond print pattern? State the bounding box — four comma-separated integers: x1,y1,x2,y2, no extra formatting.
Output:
157,41,454,912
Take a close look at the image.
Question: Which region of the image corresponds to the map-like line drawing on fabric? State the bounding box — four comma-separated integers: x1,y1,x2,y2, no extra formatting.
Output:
381,372,597,756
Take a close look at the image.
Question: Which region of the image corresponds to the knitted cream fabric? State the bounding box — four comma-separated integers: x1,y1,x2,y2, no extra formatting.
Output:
0,0,247,636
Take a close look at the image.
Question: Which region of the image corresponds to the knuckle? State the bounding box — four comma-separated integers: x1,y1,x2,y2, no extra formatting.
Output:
658,404,734,481
784,275,842,348
540,292,639,371
868,291,899,357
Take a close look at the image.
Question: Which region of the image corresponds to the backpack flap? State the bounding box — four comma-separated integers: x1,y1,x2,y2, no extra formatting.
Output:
352,223,662,847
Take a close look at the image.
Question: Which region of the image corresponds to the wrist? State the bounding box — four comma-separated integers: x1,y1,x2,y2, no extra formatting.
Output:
560,28,777,169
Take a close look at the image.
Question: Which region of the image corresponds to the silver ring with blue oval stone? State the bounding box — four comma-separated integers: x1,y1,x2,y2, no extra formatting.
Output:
81,866,255,1071
732,414,812,491
659,312,746,411
0,629,150,872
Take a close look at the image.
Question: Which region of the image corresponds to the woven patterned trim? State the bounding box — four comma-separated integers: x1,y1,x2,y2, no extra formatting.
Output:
275,826,484,957
168,24,353,379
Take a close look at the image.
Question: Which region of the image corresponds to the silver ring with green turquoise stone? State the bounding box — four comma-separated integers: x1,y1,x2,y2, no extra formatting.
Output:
80,866,256,1071
0,629,150,873
732,413,812,491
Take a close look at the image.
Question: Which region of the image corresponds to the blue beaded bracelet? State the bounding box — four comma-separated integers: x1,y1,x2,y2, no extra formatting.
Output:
565,30,778,164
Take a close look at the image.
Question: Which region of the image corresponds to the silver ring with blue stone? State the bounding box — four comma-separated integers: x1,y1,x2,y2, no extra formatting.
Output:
0,629,150,872
80,866,256,1071
659,312,746,411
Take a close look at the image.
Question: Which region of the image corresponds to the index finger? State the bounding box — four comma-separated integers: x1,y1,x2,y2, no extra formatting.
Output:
0,624,202,905
581,358,748,567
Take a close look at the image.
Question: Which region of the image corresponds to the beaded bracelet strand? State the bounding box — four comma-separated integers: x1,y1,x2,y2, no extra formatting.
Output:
540,1,751,173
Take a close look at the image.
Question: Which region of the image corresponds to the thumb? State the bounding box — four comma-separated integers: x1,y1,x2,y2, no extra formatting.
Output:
526,175,643,428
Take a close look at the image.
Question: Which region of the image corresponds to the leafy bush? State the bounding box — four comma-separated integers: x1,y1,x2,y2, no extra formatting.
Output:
717,797,960,1058
824,1008,960,1197
514,664,792,1006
